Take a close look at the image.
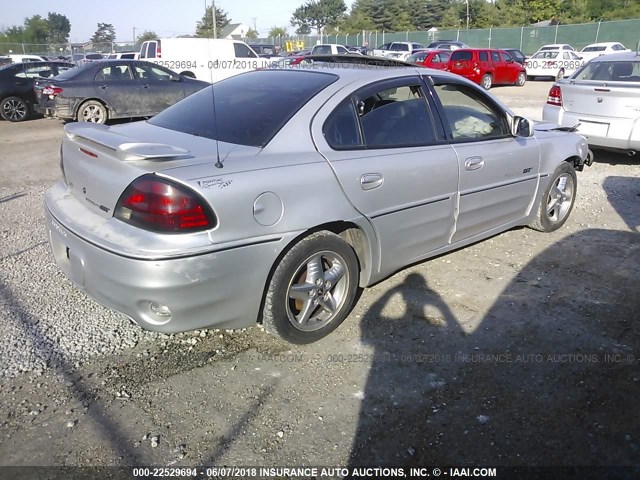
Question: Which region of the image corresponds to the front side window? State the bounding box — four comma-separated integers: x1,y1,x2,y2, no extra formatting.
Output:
356,84,436,148
135,64,173,81
434,83,508,140
337,46,348,54
500,51,513,62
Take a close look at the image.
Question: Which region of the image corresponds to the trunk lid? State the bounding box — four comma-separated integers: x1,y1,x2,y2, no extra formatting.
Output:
61,122,260,219
560,81,640,117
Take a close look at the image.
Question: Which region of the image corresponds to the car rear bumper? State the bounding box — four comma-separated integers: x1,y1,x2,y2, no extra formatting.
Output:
543,104,640,151
44,186,287,334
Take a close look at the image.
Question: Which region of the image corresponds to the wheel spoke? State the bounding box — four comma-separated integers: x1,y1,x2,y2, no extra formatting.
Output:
305,255,324,284
547,196,559,215
323,262,345,287
289,282,315,301
296,298,316,324
317,293,337,315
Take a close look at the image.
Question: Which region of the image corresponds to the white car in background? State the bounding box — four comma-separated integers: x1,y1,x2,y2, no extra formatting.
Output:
578,42,630,62
534,44,576,54
526,50,585,80
310,44,351,55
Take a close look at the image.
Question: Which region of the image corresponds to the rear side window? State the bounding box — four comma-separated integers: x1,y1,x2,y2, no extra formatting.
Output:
491,51,500,62
574,61,640,82
357,84,436,148
451,51,472,61
479,51,488,61
323,100,362,148
149,70,338,147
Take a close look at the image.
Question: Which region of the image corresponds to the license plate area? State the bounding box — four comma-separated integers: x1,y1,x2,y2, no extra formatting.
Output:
577,120,609,137
48,220,86,287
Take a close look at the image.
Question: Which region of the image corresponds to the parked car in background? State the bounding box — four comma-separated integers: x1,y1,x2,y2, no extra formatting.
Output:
310,44,351,55
426,40,469,51
526,50,584,80
542,52,640,155
139,37,269,82
0,60,74,121
534,44,575,54
347,46,372,55
249,44,280,59
407,49,451,70
448,48,526,89
0,56,12,67
44,60,589,345
578,42,630,62
35,59,209,124
373,42,425,60
107,51,140,60
71,53,105,64
501,48,527,65
8,54,48,63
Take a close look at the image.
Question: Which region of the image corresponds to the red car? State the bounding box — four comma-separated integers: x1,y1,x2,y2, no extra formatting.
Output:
407,49,451,70
447,48,526,89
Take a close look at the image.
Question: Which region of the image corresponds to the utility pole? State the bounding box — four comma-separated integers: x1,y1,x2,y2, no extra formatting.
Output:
251,17,257,32
133,26,136,45
466,0,470,30
212,1,217,38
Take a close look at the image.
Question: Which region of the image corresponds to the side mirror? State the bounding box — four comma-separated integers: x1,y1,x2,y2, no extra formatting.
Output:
170,74,181,82
512,116,534,137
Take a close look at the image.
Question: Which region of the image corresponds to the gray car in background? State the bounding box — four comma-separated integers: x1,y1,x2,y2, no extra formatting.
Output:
543,51,640,155
44,64,589,344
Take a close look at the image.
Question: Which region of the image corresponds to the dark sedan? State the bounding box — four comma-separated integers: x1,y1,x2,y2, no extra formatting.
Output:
0,61,75,121
35,60,209,124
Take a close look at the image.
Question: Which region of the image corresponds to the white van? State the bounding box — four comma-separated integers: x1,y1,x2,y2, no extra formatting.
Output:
139,38,269,83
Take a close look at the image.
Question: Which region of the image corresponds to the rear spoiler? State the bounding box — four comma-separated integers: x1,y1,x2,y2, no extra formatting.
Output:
64,123,191,161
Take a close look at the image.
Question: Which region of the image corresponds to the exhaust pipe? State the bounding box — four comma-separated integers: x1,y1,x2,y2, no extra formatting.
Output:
627,150,637,157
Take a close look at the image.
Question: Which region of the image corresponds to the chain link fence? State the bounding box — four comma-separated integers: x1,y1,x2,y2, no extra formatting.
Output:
3,19,639,57
257,18,640,55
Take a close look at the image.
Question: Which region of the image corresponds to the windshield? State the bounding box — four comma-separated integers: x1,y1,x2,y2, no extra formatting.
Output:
531,51,560,59
149,70,338,147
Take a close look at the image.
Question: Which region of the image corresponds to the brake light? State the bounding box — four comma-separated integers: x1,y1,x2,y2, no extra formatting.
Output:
114,175,216,233
156,44,161,58
43,86,63,96
547,85,562,106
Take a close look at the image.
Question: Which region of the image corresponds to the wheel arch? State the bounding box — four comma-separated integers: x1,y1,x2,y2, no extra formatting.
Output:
256,220,375,326
74,98,110,120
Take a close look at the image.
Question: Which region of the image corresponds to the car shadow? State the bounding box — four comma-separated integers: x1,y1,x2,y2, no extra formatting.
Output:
348,184,639,466
593,148,640,167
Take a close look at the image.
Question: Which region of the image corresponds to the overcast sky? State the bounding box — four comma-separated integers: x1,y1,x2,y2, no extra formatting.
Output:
2,0,355,42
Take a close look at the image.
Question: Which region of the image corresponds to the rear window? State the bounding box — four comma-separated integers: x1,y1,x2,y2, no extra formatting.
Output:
148,70,338,147
582,46,606,52
52,64,86,80
573,61,640,82
451,51,472,61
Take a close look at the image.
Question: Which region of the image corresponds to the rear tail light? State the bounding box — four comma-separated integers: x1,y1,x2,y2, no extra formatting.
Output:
43,86,63,97
547,85,563,106
115,175,216,233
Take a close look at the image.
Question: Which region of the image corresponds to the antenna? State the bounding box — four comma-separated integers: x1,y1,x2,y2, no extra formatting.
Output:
212,81,223,169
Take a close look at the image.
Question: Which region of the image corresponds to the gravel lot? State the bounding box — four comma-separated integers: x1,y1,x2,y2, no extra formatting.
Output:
0,80,638,472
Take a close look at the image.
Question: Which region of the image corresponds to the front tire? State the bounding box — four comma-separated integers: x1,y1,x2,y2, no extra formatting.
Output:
516,71,526,86
528,162,577,232
262,231,360,344
77,100,108,124
481,73,493,90
0,96,29,122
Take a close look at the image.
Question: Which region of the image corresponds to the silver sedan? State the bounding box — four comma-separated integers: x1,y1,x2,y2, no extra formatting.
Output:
542,51,640,155
45,63,589,344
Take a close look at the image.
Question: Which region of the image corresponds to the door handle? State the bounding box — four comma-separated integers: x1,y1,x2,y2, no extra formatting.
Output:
143,84,150,88
99,85,107,89
464,156,484,171
360,173,384,190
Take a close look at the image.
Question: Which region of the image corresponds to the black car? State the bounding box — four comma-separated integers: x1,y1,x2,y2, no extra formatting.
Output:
249,44,279,58
0,61,75,122
35,59,209,124
426,40,469,50
502,48,527,65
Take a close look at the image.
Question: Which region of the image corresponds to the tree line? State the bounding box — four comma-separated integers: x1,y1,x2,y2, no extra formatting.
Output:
291,0,640,35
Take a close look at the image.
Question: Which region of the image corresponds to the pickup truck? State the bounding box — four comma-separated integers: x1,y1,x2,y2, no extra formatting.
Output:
372,42,425,60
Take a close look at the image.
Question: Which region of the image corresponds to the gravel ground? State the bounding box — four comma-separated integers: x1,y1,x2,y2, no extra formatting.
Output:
0,81,638,470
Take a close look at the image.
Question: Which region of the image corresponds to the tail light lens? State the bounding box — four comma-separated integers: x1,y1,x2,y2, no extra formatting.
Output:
547,85,562,106
43,86,63,96
115,175,216,233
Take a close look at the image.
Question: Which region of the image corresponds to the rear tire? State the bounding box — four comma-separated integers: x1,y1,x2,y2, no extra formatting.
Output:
262,231,360,344
528,162,577,232
0,96,29,122
77,100,108,124
481,73,493,90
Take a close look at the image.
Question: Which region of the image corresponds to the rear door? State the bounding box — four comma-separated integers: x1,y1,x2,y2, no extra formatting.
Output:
431,78,540,242
93,63,142,116
312,76,460,273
